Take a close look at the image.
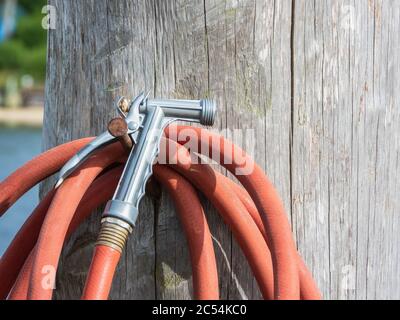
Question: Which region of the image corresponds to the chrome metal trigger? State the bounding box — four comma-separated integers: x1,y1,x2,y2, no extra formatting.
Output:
55,131,116,188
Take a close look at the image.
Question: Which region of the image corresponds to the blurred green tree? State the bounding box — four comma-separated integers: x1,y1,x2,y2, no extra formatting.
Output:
18,0,46,12
0,0,47,84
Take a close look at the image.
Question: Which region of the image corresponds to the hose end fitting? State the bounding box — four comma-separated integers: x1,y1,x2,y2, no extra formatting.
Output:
96,217,133,253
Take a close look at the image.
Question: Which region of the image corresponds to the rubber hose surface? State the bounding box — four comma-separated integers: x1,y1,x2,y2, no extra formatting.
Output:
27,143,125,299
165,126,300,299
153,165,219,300
81,245,121,300
0,166,124,299
0,138,93,217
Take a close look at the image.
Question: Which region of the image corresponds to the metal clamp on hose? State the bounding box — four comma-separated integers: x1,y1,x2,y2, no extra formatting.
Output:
96,217,132,253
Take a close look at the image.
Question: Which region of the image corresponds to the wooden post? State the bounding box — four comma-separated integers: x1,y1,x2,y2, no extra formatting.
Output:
42,0,400,299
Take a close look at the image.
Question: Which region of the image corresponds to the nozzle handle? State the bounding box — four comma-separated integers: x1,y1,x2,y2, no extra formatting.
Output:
103,106,164,226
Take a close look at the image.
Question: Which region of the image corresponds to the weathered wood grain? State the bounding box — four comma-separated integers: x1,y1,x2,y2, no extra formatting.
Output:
291,0,400,299
42,0,400,299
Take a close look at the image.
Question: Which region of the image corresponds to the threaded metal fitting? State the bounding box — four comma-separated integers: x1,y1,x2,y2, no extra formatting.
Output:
200,99,217,126
96,217,133,252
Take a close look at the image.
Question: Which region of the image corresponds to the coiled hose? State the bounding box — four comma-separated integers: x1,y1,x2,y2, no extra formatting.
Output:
0,126,321,300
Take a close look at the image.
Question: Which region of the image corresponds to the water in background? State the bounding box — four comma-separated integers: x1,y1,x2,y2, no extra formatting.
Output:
0,126,42,256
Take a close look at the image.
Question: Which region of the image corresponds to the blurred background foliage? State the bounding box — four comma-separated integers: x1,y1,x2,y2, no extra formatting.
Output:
0,1,45,256
0,0,47,85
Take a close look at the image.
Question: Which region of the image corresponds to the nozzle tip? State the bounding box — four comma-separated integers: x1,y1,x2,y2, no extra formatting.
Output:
200,99,217,126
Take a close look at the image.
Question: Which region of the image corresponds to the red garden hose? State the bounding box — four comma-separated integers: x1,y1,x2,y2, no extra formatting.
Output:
0,126,321,300
81,245,121,300
0,166,124,299
167,126,301,299
151,166,219,300
0,138,93,217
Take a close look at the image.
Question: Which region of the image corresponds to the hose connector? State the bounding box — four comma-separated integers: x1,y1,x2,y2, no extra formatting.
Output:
96,217,133,253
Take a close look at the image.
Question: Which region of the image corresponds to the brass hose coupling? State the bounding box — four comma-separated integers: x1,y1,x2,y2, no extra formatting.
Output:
96,217,133,252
